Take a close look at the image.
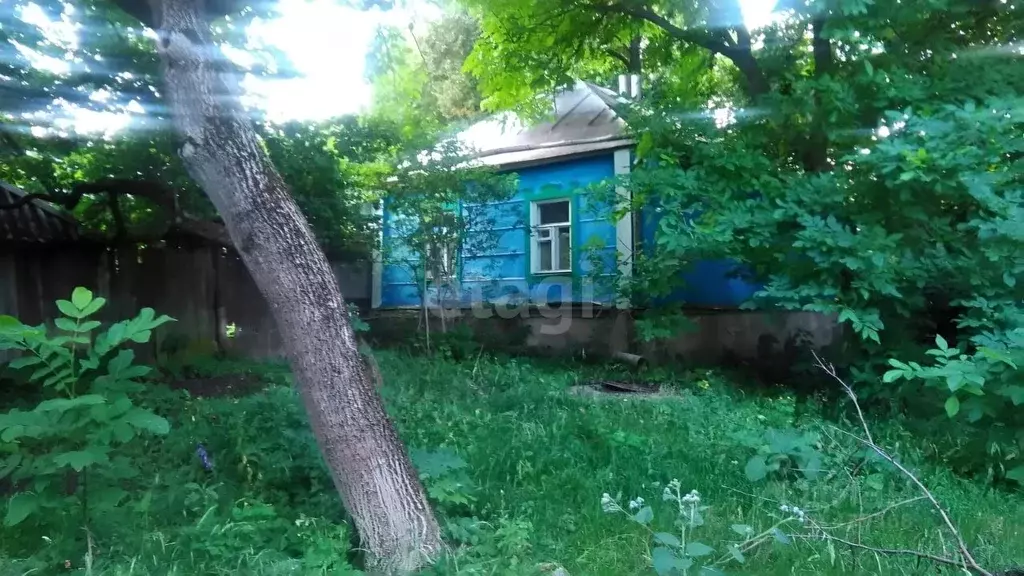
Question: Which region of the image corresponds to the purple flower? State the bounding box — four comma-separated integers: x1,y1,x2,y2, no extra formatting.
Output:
196,443,213,471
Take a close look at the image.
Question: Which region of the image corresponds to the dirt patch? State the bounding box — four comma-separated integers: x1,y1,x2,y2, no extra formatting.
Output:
567,380,678,400
166,373,267,398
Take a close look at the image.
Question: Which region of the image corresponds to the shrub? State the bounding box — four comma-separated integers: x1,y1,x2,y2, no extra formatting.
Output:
0,287,174,560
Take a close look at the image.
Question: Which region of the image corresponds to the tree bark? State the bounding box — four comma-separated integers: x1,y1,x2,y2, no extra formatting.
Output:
138,0,442,571
805,16,833,172
610,3,769,100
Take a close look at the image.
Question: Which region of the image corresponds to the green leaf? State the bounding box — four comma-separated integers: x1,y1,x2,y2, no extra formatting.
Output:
91,486,127,509
71,287,93,309
36,395,106,413
42,367,74,390
744,456,767,482
55,299,82,319
4,493,38,527
685,541,714,557
130,330,152,344
8,356,41,370
944,395,960,418
107,349,135,376
78,320,102,332
1006,466,1024,483
122,409,170,435
633,505,653,525
882,369,904,383
652,546,691,575
728,543,745,563
935,334,949,351
1004,272,1016,288
772,528,791,545
1002,386,1024,406
0,425,24,443
731,524,753,537
653,532,680,548
0,454,21,480
53,449,109,472
79,298,106,318
112,422,135,443
54,318,78,332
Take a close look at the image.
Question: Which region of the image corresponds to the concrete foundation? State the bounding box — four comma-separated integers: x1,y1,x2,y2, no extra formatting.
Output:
367,306,841,366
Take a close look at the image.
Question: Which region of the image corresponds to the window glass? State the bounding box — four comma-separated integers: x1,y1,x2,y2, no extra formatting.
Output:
557,227,571,270
538,200,569,225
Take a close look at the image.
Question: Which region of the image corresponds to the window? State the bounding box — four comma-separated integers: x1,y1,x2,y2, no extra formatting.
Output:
426,240,458,282
424,212,458,283
531,199,571,273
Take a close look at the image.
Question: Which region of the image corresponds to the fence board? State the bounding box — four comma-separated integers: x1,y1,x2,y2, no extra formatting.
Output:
0,243,369,362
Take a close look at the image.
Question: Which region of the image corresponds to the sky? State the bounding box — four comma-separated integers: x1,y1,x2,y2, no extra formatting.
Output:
254,0,778,122
10,0,780,132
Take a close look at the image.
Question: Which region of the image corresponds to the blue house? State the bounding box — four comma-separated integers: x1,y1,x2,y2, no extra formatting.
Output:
372,81,760,313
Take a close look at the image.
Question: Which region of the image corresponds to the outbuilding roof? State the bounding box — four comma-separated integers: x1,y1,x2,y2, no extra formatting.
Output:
0,181,81,243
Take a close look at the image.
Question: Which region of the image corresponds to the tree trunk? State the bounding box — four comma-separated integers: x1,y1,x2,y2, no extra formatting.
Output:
144,0,442,570
805,16,833,172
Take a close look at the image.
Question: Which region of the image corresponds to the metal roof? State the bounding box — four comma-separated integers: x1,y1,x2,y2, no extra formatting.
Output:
0,181,81,243
457,81,633,168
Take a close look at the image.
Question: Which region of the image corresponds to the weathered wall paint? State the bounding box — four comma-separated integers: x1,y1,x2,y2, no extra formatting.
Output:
379,154,620,308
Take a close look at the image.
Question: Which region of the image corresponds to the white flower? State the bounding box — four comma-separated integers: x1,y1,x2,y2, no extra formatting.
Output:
681,490,701,505
601,493,617,513
628,496,645,510
781,503,806,523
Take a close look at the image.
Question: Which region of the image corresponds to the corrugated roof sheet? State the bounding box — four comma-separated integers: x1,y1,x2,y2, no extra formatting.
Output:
457,81,633,168
0,181,81,243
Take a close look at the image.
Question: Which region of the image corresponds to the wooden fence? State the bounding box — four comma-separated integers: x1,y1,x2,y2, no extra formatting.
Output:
0,242,370,361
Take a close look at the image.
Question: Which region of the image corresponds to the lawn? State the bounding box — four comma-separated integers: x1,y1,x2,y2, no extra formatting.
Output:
2,351,1024,575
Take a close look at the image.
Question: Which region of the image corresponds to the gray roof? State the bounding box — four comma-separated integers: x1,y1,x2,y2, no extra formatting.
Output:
458,81,633,168
0,181,81,243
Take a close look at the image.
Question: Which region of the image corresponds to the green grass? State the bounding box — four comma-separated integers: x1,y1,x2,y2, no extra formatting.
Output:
379,352,1024,575
2,351,1023,575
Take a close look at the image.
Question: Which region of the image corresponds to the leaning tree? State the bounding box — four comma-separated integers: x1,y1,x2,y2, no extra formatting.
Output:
12,0,444,571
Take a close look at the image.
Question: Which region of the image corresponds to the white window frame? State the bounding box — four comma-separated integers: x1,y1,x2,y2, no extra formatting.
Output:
530,198,572,274
425,239,458,283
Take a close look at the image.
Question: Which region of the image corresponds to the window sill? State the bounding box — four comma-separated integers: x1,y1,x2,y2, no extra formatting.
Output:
531,269,573,276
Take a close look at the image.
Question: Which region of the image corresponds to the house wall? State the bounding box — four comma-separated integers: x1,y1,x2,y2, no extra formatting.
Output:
379,153,622,309
373,148,838,366
639,197,764,308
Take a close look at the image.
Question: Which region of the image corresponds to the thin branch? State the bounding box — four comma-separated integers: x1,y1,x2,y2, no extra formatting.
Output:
605,48,631,67
808,532,967,570
0,178,175,214
812,351,993,576
816,497,927,530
